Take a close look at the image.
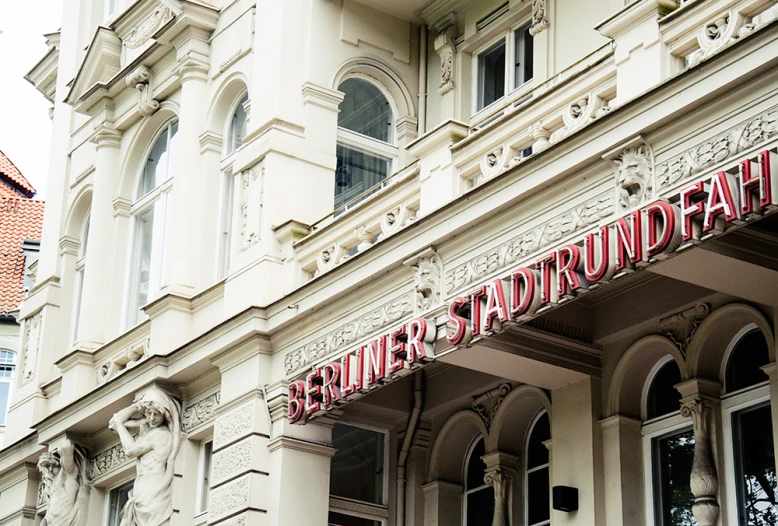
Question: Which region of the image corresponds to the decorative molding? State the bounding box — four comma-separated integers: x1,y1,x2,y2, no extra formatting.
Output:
284,291,415,375
240,163,263,251
123,5,173,49
472,383,511,430
126,65,160,117
445,190,614,294
657,304,709,355
89,442,130,479
434,26,456,95
655,103,778,190
182,391,221,431
529,0,549,36
21,313,42,385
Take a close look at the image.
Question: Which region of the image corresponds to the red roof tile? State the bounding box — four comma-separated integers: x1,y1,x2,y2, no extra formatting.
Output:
0,198,45,315
0,150,36,197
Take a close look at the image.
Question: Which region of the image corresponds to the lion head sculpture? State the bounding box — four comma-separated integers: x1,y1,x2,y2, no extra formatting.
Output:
615,144,653,210
413,256,442,314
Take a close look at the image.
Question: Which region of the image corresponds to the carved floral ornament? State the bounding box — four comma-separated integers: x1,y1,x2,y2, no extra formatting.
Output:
528,0,549,36
434,26,456,96
123,5,173,49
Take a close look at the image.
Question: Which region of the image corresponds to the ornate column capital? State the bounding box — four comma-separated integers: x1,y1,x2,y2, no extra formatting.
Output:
93,123,122,150
482,451,517,526
174,52,210,83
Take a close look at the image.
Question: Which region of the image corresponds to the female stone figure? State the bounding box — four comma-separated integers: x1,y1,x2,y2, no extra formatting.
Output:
37,438,91,526
109,388,182,526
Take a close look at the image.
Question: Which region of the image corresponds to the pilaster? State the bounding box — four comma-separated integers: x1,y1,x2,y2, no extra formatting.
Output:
422,479,463,525
599,415,644,526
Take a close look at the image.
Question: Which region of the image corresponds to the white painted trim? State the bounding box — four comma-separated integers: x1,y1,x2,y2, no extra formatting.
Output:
194,438,214,515
719,323,759,391
641,354,675,422
462,434,490,526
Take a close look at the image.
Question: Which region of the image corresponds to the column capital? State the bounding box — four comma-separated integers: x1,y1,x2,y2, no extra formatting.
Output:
675,377,721,402
481,450,518,472
92,124,122,150
174,52,210,83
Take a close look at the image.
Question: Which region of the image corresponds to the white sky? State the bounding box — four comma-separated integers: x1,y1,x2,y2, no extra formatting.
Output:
0,1,64,199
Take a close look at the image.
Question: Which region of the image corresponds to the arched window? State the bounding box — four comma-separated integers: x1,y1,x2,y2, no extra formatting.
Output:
463,436,493,526
642,359,695,526
335,78,397,210
126,120,178,327
217,94,248,280
71,211,90,343
722,327,776,525
0,350,15,425
526,410,550,526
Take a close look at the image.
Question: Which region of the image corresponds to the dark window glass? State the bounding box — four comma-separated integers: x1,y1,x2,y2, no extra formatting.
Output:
654,428,696,526
330,424,385,505
108,480,134,526
338,78,392,142
527,411,550,525
527,412,550,469
726,329,770,393
647,361,683,420
466,436,487,489
465,437,493,526
478,40,506,110
733,403,778,525
514,25,534,87
334,145,389,210
328,512,381,526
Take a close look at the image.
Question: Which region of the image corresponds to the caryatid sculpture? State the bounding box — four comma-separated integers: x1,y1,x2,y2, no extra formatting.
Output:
37,438,91,526
109,387,183,526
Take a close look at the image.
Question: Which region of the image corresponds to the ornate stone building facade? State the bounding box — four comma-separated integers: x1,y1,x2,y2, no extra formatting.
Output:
4,0,778,525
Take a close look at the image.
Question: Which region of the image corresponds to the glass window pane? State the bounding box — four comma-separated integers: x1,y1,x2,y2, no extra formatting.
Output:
72,268,85,343
527,467,550,525
337,79,392,142
515,25,534,87
330,424,385,505
733,403,778,525
466,437,486,489
108,480,134,526
527,412,550,469
478,40,506,110
647,361,683,420
229,95,248,154
79,213,90,258
138,128,169,198
654,428,696,526
327,512,381,526
334,145,389,210
200,441,213,513
132,208,155,323
726,329,770,393
218,170,234,280
0,383,10,425
467,485,495,526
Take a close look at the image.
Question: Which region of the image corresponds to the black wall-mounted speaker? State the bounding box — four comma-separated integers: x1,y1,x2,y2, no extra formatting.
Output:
552,485,578,513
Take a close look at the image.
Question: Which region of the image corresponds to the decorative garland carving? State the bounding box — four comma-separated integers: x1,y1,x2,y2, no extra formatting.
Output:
445,190,614,294
126,66,159,117
182,391,221,431
472,384,511,430
434,26,456,95
123,5,173,49
284,292,414,374
658,304,709,355
89,442,130,479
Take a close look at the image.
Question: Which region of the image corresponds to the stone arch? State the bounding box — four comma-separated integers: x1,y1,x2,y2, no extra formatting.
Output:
206,71,250,150
685,302,775,381
332,57,416,124
63,185,93,240
486,385,551,455
606,334,687,419
118,101,180,200
427,409,488,483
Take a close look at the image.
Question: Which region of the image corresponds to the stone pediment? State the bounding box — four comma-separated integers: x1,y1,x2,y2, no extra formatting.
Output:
65,27,122,107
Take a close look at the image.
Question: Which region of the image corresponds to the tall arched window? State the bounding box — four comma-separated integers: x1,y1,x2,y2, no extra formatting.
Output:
0,350,15,425
642,359,695,526
335,78,397,210
217,94,248,280
722,327,776,525
526,410,550,526
126,120,178,327
463,436,493,526
70,211,90,343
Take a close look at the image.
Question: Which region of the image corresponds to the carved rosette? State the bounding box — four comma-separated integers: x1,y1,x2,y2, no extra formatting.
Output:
680,399,720,525
126,66,160,117
434,27,456,95
529,0,550,36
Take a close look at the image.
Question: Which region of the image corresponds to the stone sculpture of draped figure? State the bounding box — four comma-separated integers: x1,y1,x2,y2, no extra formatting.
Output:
109,387,183,526
37,438,91,526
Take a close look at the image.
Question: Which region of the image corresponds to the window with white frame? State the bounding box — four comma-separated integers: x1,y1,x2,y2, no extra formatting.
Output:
126,120,178,328
217,94,248,280
0,350,15,425
71,211,90,343
328,423,387,526
196,440,213,516
107,479,134,526
721,327,777,525
526,410,551,526
335,78,397,211
642,358,695,526
463,436,493,526
476,23,534,112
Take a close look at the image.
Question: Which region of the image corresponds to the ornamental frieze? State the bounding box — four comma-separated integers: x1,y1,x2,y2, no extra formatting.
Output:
656,103,778,190
284,291,414,375
445,190,614,294
89,442,130,479
182,391,221,432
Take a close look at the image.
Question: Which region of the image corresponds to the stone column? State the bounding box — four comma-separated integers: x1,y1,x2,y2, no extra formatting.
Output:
676,378,724,526
599,415,644,526
761,362,778,478
422,480,463,525
78,122,122,347
482,452,518,526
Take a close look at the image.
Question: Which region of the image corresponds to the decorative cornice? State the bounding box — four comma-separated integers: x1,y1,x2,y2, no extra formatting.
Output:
302,82,345,112
112,197,131,218
267,436,336,457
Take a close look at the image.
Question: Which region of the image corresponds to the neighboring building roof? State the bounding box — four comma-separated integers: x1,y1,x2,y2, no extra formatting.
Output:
0,150,36,198
0,198,45,316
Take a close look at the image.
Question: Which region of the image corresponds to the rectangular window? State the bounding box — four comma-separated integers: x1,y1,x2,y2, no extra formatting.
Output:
71,268,85,343
514,25,534,87
652,428,696,526
477,40,506,110
732,402,777,525
329,424,386,514
0,383,10,425
217,171,234,280
198,441,213,514
107,480,134,526
334,145,390,211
